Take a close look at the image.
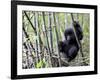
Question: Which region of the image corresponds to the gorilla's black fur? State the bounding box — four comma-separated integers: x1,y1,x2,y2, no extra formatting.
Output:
58,21,83,62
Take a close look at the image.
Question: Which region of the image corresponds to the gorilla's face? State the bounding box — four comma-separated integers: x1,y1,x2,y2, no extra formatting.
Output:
64,28,76,44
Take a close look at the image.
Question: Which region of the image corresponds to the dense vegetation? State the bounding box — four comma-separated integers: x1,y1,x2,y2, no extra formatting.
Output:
22,11,90,69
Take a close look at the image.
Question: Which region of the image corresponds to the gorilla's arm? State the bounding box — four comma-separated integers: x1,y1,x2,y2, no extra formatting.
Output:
76,27,83,40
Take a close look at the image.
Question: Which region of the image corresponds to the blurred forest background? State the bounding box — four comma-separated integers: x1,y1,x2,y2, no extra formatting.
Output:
22,11,90,69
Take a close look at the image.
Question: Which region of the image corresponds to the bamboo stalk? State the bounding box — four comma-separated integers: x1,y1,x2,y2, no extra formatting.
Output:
53,12,62,67
24,11,36,33
42,12,52,67
48,12,53,67
34,12,39,65
76,13,79,21
55,13,62,40
36,12,43,68
22,26,35,51
65,13,68,28
81,14,84,27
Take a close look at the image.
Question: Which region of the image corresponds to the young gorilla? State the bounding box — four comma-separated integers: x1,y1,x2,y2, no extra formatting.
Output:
58,21,83,62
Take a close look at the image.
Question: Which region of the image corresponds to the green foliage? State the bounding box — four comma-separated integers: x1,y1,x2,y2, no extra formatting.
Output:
35,59,46,68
